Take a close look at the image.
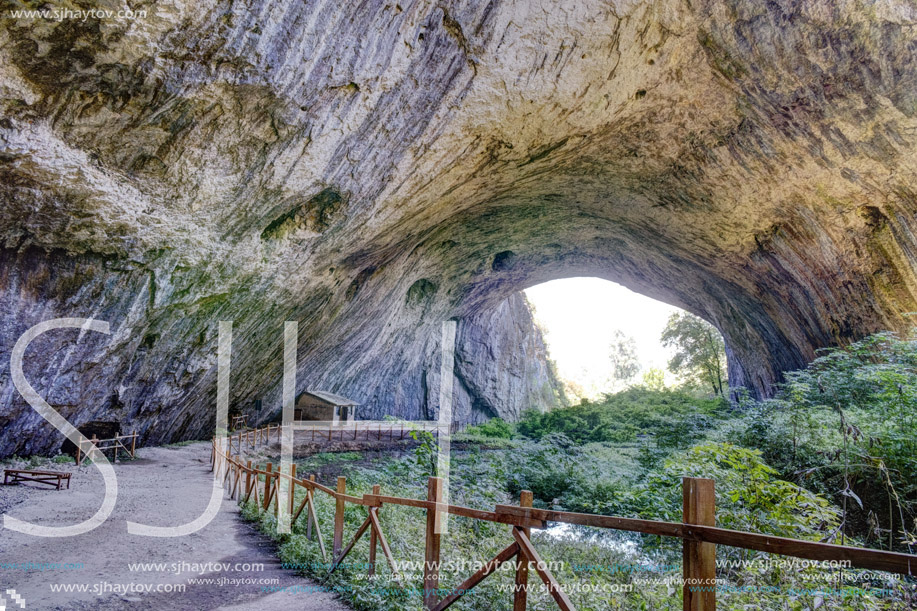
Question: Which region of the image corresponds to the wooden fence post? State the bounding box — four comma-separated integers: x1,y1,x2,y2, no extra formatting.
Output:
289,464,297,517
308,474,316,540
514,490,533,610
245,460,252,501
424,476,443,610
333,476,346,557
263,463,273,510
369,484,380,576
131,431,137,457
683,477,716,611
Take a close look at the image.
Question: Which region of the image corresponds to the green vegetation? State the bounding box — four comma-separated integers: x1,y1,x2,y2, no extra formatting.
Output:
165,440,196,448
463,418,514,439
608,330,640,389
661,312,727,395
515,388,727,445
241,330,917,610
298,451,363,468
734,331,917,553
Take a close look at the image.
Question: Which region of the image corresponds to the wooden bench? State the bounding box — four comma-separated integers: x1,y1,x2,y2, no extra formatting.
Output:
3,469,71,490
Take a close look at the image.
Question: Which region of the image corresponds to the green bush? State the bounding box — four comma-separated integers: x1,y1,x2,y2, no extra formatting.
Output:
506,434,580,503
737,330,917,552
463,418,514,439
517,388,727,444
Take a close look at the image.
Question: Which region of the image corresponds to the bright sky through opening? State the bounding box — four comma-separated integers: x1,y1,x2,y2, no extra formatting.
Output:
524,277,683,400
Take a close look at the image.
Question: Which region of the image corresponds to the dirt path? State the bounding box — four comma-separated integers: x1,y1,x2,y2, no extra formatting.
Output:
0,442,351,611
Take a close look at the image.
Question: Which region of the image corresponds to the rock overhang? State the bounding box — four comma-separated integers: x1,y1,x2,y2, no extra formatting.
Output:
1,0,916,454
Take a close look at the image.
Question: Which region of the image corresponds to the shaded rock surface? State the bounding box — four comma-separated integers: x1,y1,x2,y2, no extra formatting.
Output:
1,0,917,456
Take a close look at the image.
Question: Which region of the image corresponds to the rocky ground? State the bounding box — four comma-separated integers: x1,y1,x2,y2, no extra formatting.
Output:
0,442,351,610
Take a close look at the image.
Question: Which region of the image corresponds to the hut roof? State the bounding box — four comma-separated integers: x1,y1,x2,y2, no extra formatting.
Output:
297,389,359,407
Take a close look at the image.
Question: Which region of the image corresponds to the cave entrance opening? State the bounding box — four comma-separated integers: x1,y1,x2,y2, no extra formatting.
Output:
521,276,728,402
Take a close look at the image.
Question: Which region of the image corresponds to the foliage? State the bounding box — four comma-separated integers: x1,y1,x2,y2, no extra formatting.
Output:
165,440,196,448
608,329,641,389
236,331,917,609
660,312,727,395
463,418,514,439
644,443,839,538
240,411,913,610
409,430,438,477
736,330,917,553
506,434,581,503
298,451,363,470
516,388,727,445
640,367,667,391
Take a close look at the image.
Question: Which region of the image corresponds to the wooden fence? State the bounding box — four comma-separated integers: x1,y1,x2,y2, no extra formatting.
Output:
211,424,916,611
224,421,457,454
230,415,248,431
76,432,138,465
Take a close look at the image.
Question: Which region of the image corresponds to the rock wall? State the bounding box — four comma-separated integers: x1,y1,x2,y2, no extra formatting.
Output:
1,0,917,456
452,294,564,424
0,243,563,456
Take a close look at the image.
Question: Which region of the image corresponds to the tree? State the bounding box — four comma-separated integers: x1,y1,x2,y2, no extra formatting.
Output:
641,367,667,391
608,330,640,390
660,312,727,395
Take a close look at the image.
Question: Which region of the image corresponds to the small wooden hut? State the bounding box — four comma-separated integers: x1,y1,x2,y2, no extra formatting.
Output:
293,390,359,425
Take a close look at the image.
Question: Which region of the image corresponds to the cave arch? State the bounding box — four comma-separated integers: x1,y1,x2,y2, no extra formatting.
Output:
2,0,917,455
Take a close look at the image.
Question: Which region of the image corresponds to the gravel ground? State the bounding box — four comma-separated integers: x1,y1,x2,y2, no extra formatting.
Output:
0,442,351,611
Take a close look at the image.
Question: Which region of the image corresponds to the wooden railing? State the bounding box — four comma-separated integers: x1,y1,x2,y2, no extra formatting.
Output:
211,424,916,611
230,415,248,431
224,420,455,454
76,432,138,465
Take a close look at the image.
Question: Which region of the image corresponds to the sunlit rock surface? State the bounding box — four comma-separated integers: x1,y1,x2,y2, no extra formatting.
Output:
1,0,916,455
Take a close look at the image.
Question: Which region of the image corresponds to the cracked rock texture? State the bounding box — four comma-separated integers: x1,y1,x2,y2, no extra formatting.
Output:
1,0,917,456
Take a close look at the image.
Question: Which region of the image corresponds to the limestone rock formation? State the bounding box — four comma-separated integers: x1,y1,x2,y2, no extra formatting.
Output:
1,0,917,456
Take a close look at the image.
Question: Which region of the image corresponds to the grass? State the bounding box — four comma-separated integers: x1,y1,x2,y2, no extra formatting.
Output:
243,447,644,610
298,451,363,468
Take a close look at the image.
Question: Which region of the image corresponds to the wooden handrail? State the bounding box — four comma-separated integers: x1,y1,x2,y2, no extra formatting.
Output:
496,504,684,536
495,505,917,575
212,424,917,611
76,431,139,465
